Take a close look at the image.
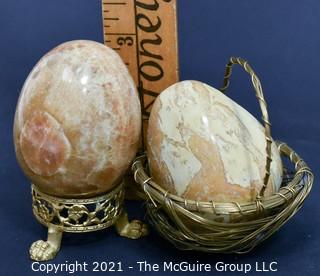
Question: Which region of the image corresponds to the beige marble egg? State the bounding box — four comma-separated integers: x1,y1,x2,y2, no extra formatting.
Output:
14,40,141,198
147,80,282,203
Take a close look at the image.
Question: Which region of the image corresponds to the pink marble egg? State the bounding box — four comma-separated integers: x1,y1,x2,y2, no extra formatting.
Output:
14,40,141,198
147,80,282,203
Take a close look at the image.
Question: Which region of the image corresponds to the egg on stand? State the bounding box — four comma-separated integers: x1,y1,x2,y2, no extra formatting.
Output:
14,40,147,261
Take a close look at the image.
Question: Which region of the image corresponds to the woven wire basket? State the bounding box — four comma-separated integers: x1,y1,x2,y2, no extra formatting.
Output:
132,57,314,253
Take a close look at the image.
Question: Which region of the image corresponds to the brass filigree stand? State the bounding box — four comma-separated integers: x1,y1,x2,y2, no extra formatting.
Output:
30,183,148,261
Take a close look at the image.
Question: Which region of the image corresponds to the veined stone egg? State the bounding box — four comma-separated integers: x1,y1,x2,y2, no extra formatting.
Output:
147,80,282,203
14,40,141,198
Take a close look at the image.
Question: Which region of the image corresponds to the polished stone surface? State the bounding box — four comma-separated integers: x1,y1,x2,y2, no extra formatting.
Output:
147,80,282,203
14,40,141,198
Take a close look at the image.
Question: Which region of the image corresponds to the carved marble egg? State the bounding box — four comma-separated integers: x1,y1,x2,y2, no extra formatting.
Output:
14,40,141,198
147,80,282,203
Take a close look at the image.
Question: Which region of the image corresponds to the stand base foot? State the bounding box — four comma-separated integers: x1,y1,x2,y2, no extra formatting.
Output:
30,226,62,261
115,211,149,239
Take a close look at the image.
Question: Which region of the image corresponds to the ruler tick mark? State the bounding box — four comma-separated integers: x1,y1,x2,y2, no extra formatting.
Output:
104,33,136,36
104,2,126,5
104,17,119,20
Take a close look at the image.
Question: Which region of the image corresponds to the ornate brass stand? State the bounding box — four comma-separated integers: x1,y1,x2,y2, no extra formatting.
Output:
30,183,148,261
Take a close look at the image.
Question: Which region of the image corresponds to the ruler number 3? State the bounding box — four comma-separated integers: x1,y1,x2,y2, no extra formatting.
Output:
117,37,134,47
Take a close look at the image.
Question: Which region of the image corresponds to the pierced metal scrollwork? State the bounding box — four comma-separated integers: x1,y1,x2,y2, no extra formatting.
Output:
30,181,148,262
32,183,124,233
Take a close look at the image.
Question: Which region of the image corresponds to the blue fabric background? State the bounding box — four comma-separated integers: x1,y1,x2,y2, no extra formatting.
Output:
0,0,319,275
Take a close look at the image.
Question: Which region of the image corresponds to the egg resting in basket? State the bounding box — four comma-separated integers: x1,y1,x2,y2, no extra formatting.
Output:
132,57,314,253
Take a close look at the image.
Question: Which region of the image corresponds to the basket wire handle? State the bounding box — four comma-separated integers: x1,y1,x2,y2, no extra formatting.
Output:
220,57,272,198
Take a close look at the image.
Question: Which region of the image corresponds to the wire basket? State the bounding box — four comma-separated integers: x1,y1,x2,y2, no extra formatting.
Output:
132,57,314,253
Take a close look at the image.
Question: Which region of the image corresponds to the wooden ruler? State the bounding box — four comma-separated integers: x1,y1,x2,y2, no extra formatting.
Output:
102,0,179,143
